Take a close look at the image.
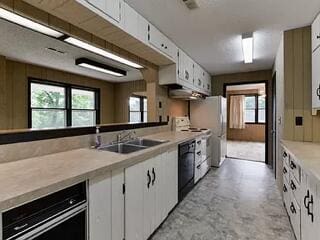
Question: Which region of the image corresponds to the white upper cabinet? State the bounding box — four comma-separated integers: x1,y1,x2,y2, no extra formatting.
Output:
148,23,177,60
312,13,320,52
123,2,139,39
178,49,194,88
312,46,320,110
87,0,122,23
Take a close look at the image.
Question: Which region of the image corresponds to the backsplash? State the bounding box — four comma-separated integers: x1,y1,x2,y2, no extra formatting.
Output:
0,125,170,164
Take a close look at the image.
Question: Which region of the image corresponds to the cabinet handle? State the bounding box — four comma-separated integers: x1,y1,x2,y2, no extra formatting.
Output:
147,170,151,189
197,151,201,156
290,180,296,191
317,35,320,39
304,190,310,209
161,43,164,47
283,167,287,174
317,84,320,100
290,202,296,214
185,70,189,80
165,46,168,49
197,140,201,144
290,161,296,170
283,152,287,158
307,195,314,223
152,167,156,186
283,184,288,193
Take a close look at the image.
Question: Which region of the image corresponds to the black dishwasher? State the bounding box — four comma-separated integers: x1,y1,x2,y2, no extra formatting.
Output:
178,140,195,202
2,182,87,240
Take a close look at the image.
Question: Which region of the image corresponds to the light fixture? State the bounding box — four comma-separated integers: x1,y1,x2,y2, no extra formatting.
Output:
0,7,64,38
242,32,253,64
65,37,143,69
76,58,127,77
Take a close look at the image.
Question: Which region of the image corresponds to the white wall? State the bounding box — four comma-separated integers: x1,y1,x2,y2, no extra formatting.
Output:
273,34,284,191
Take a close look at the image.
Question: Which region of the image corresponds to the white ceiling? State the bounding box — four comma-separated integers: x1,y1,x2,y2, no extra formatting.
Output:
126,0,320,75
0,19,143,82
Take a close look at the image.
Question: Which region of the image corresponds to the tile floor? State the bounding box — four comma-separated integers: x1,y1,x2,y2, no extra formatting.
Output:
151,159,295,240
227,141,265,162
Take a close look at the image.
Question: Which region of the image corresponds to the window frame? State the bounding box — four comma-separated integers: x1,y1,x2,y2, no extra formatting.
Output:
243,94,266,124
28,78,100,128
128,95,147,123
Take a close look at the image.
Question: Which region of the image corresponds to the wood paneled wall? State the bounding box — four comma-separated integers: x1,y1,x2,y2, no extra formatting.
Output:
1,57,115,130
226,89,265,142
114,80,146,123
283,26,320,142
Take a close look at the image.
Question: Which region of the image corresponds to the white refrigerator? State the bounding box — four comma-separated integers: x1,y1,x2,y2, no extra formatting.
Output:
190,96,227,167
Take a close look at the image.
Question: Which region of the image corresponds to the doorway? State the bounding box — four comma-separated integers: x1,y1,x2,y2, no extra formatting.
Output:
224,82,268,163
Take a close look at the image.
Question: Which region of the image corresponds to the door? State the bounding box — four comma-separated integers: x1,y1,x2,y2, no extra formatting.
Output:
178,50,194,87
125,162,145,240
89,172,112,240
312,49,320,109
111,169,125,240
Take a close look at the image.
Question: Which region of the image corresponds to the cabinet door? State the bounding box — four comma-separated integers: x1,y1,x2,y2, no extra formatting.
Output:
123,3,139,39
125,162,145,240
312,14,320,52
111,169,125,240
167,149,178,212
143,158,155,240
106,0,121,22
178,50,194,86
301,174,318,240
312,48,320,109
87,0,121,22
89,172,112,240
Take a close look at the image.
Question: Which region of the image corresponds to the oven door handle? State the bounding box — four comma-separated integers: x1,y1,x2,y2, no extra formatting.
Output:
13,204,87,240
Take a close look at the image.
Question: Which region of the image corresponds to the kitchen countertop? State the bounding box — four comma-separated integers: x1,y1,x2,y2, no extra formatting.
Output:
0,131,203,212
281,140,320,181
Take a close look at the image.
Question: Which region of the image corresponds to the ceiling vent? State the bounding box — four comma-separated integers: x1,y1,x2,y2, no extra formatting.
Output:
182,0,199,10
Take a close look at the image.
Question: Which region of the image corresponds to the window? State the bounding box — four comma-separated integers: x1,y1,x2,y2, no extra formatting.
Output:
244,95,266,124
29,80,100,129
129,96,147,123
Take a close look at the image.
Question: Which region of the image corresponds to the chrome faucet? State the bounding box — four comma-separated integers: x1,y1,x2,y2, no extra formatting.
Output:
117,130,136,143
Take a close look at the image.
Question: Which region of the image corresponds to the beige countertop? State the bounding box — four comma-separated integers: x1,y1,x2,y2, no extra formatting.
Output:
281,140,320,181
0,131,203,212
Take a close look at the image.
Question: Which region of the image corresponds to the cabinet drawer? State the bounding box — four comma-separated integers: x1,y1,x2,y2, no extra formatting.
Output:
283,150,290,167
289,194,301,240
195,138,202,151
283,164,290,184
283,182,291,213
195,150,202,166
289,158,301,183
290,175,301,206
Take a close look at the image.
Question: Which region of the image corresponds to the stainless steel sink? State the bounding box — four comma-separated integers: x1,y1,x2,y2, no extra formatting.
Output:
126,138,168,147
98,143,147,154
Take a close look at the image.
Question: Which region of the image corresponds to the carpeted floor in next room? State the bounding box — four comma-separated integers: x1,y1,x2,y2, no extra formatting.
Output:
227,140,265,162
150,159,294,240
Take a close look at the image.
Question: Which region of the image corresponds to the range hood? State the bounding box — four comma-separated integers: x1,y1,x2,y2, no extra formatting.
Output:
169,87,205,100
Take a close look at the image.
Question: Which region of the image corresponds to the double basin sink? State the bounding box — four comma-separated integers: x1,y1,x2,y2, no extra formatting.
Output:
97,138,168,154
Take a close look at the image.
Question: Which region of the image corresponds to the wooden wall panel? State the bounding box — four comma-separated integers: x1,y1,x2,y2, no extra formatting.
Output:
0,56,7,129
283,26,320,142
113,80,146,123
1,59,115,130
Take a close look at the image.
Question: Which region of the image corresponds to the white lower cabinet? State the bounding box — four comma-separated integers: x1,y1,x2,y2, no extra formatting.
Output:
89,169,125,240
125,150,178,240
89,172,112,240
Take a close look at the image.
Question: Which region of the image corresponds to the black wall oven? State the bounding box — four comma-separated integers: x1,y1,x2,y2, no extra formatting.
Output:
2,182,87,240
178,140,195,202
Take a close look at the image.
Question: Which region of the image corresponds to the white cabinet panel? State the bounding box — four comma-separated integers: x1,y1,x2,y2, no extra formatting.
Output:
111,169,125,240
312,13,320,52
125,162,145,240
148,24,176,60
87,0,121,23
166,150,178,212
312,48,320,110
289,193,301,240
137,14,149,44
89,172,112,240
123,3,139,39
178,49,194,87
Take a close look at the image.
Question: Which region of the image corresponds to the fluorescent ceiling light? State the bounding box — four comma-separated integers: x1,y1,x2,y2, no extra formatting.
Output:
76,58,127,77
242,33,253,64
0,7,64,38
65,37,143,69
